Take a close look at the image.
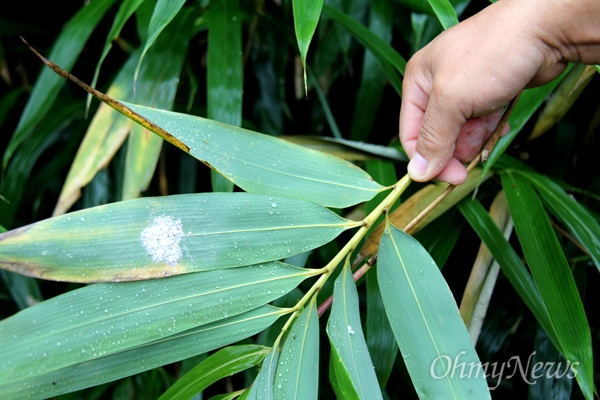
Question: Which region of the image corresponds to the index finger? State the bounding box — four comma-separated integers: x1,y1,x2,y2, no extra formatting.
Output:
399,82,430,158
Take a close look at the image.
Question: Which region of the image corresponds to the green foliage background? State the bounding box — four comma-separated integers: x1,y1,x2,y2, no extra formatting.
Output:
0,0,598,399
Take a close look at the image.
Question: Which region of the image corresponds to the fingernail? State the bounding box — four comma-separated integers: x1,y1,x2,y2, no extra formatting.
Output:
408,152,428,180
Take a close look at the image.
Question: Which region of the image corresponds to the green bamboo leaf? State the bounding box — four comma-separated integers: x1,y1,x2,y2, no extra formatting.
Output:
292,0,324,94
528,327,574,400
0,264,309,392
0,270,42,310
135,0,154,42
0,88,25,130
324,3,406,74
515,171,600,270
322,4,405,95
1,305,282,400
402,0,472,16
308,68,342,139
502,172,593,399
120,102,385,208
395,0,435,14
122,8,195,200
365,267,397,389
209,391,245,400
410,12,428,55
273,300,320,400
53,52,138,215
281,136,406,162
159,345,270,400
327,263,382,399
86,0,144,112
246,345,280,400
483,65,572,175
328,346,360,400
208,0,243,193
359,168,488,260
365,159,398,218
1,99,82,225
427,0,459,29
3,0,117,169
456,198,561,350
133,0,186,87
1,193,355,282
530,64,596,140
413,210,463,268
54,8,193,212
377,223,490,399
350,0,393,141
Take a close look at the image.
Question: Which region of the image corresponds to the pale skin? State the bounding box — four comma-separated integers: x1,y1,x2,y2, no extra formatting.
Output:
399,0,600,185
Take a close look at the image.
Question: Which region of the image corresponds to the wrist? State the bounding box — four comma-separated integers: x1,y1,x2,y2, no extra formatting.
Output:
506,0,600,65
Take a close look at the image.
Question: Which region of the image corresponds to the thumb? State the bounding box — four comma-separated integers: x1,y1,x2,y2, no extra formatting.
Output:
407,93,466,182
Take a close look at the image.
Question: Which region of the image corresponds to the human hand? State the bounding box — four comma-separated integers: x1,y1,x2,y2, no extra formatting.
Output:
399,0,600,184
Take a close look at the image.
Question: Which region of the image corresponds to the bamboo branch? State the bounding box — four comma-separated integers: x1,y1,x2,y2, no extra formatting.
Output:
318,92,523,316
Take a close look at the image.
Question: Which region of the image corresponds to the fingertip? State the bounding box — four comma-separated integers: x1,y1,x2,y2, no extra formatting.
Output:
407,152,428,181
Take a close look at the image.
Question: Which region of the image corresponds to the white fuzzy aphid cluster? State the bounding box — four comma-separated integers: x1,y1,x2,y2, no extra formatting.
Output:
141,215,184,266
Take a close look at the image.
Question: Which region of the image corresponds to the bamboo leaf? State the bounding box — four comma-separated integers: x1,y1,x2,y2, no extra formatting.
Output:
0,264,309,392
22,49,384,208
86,0,144,111
245,345,280,400
327,263,382,399
483,66,572,175
1,193,355,282
413,210,463,268
53,52,138,215
55,6,195,213
158,345,270,400
527,326,574,400
427,0,459,29
281,136,407,162
208,0,243,193
328,345,360,400
122,8,195,200
120,102,385,208
308,68,342,139
1,99,82,226
502,172,594,399
350,0,393,141
4,0,118,169
273,299,320,399
292,0,324,94
365,267,397,389
0,270,42,310
457,198,560,348
360,167,487,260
530,64,596,140
1,305,282,400
133,0,186,87
458,192,510,343
377,223,490,399
0,89,24,130
322,4,406,74
209,391,245,400
322,4,405,95
515,171,600,270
